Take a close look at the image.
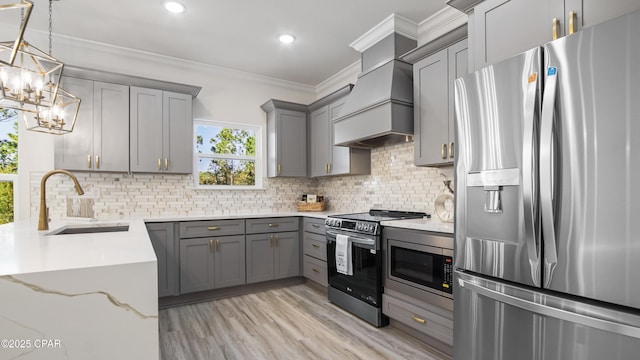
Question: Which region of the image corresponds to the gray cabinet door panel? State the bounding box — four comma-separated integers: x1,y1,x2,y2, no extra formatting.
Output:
277,109,307,177
274,231,300,279
179,238,215,294
94,81,129,172
246,234,275,284
245,217,299,234
303,232,327,261
414,49,448,166
130,87,163,173
473,0,559,70
566,0,640,32
55,77,94,170
448,39,469,158
179,219,245,238
309,106,330,177
213,235,246,289
163,91,192,174
146,222,178,297
329,99,351,175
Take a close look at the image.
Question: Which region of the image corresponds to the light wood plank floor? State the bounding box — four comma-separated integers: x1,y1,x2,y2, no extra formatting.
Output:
160,283,451,360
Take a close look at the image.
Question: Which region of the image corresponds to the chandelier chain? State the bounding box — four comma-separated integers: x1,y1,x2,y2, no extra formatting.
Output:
49,0,53,55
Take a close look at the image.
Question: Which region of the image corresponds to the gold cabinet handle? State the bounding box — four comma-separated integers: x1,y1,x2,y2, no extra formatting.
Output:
441,144,447,160
568,11,576,35
552,18,560,40
277,163,281,175
164,158,169,171
209,239,213,253
268,223,280,228
312,268,320,273
157,158,161,171
275,234,279,246
325,163,329,174
95,155,100,169
87,155,91,169
269,234,273,247
449,142,454,159
208,226,220,231
411,315,426,324
312,244,320,248
328,163,332,173
311,224,320,228
216,239,220,252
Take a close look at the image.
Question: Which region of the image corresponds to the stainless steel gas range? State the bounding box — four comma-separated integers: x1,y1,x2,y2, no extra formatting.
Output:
325,210,427,327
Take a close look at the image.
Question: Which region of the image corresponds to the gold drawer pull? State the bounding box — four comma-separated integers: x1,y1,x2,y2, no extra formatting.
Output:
441,144,447,160
312,268,320,273
87,155,91,169
569,11,576,35
449,142,454,159
216,239,220,252
209,239,213,253
95,155,100,169
552,18,560,40
157,158,161,171
312,224,320,228
208,226,220,231
411,315,426,324
164,158,169,171
312,244,320,248
269,234,273,246
268,223,280,228
275,234,279,246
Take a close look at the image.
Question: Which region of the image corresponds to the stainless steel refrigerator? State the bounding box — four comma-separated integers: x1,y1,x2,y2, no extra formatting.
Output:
453,10,640,360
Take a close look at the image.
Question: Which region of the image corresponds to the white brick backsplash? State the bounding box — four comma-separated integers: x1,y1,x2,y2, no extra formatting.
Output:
32,142,453,221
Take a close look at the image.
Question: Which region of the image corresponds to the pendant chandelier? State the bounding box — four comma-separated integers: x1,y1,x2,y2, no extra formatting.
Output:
0,0,80,135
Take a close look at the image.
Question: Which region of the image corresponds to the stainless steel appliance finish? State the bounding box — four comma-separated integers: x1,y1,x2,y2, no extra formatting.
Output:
326,210,426,327
454,10,640,359
383,227,454,311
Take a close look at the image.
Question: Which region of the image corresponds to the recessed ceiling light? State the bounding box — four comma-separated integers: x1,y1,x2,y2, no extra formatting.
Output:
164,1,186,14
279,34,296,44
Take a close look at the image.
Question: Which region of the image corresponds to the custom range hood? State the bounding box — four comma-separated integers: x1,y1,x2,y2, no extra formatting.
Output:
334,30,417,148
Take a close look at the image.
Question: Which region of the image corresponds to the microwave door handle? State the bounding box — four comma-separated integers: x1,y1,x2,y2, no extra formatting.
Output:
540,66,559,287
522,71,541,287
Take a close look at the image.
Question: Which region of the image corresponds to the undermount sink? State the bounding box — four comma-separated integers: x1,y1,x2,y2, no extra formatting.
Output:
47,224,130,236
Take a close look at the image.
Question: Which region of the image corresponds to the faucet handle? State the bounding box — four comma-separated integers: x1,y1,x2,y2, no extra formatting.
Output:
46,207,50,223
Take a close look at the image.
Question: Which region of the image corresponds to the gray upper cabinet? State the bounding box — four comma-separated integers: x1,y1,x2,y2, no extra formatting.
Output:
308,85,371,177
55,78,129,172
146,222,179,297
413,39,468,167
130,87,193,174
468,0,640,71
261,100,307,177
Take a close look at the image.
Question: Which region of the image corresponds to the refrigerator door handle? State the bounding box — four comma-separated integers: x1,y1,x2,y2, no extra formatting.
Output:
523,71,541,286
540,67,559,287
457,275,640,340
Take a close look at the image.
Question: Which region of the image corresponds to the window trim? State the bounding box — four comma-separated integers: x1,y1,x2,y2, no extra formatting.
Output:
193,119,263,190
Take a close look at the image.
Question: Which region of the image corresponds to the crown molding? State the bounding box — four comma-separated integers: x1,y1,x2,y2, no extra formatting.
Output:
349,13,419,53
314,60,361,100
417,6,468,46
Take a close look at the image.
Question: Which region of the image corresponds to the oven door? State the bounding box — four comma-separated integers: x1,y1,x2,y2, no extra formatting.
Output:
326,229,383,307
387,239,453,298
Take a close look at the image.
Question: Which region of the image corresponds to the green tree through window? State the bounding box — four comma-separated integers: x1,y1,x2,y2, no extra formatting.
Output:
0,109,18,224
195,121,260,187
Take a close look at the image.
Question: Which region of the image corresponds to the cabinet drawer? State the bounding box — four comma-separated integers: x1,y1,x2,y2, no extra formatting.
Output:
382,294,453,346
303,232,326,261
303,217,326,235
245,217,299,234
303,255,327,287
179,219,245,238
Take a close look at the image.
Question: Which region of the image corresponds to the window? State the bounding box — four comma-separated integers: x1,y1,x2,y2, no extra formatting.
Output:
0,109,18,224
194,120,262,189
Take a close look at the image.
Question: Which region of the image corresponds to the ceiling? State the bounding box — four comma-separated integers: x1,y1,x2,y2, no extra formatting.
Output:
18,0,447,86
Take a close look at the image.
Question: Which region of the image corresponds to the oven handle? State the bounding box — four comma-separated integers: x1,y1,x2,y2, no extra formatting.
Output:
326,229,376,247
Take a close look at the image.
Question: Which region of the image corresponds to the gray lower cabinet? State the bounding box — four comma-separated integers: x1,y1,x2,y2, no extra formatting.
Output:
54,77,129,172
261,100,308,177
302,217,327,286
308,85,370,177
146,222,179,297
179,235,246,294
246,231,300,283
179,219,246,294
413,39,467,167
130,87,193,174
246,217,301,284
468,0,640,71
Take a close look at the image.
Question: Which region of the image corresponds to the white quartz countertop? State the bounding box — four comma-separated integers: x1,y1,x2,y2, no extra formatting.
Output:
143,211,341,222
0,219,157,277
380,218,454,234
